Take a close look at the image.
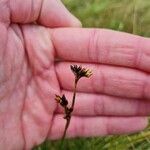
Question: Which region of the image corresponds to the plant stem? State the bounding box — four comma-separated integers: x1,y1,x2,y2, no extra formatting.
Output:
62,78,78,140
62,116,71,140
71,78,77,109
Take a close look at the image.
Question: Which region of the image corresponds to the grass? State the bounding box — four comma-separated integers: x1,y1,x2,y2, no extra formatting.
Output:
63,0,150,37
33,0,150,149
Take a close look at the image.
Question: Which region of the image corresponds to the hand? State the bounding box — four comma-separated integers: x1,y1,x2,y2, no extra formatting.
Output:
51,28,150,140
0,0,80,150
0,1,150,150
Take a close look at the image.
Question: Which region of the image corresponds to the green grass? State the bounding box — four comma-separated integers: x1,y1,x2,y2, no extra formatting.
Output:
34,125,150,150
33,0,150,149
63,0,150,37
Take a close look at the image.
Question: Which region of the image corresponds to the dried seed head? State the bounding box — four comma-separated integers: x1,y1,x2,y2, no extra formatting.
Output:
70,65,92,81
55,94,68,107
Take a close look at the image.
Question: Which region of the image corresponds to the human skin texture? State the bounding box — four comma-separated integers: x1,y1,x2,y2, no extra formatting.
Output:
0,0,150,150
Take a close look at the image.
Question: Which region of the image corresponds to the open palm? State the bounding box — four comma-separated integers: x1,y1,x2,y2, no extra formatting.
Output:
0,0,150,150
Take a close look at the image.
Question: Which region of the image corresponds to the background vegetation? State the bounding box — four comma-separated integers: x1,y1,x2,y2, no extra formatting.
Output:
34,0,150,149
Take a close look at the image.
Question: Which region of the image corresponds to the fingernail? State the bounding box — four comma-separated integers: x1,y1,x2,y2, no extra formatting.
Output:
70,15,82,27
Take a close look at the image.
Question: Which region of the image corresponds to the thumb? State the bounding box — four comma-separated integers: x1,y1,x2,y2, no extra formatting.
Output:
3,0,81,27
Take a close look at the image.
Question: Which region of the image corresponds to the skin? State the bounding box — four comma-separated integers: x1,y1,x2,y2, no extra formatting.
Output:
0,0,150,149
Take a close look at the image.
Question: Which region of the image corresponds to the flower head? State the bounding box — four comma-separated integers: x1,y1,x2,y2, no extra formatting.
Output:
70,65,92,81
55,94,68,107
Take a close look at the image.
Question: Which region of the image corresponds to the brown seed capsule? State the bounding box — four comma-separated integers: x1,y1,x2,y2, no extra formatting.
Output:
70,65,92,81
55,94,68,107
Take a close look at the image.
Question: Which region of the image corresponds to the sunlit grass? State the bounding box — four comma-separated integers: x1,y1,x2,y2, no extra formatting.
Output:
34,0,150,149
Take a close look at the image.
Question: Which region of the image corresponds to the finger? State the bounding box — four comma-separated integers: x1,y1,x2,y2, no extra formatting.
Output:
49,115,148,139
52,28,150,72
56,91,150,116
1,0,81,27
55,62,150,99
